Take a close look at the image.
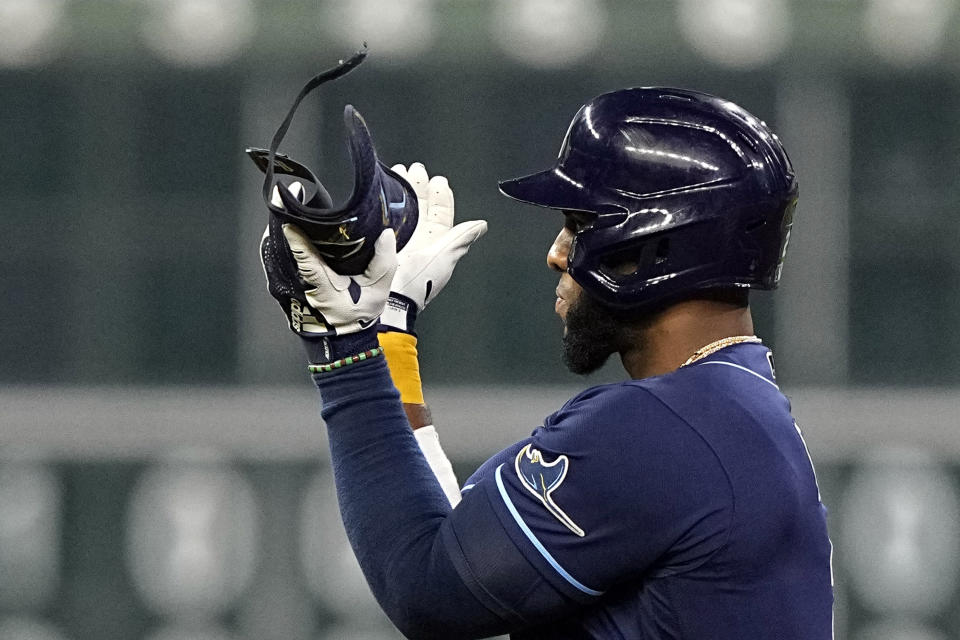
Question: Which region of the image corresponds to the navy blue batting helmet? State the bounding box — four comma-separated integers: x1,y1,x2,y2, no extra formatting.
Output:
499,88,798,310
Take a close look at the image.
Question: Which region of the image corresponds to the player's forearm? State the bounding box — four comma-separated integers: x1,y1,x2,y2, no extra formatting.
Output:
313,357,507,638
380,330,462,505
413,424,462,506
403,402,432,429
381,332,434,428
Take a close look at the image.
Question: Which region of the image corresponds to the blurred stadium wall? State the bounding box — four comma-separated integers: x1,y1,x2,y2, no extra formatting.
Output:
2,1,960,639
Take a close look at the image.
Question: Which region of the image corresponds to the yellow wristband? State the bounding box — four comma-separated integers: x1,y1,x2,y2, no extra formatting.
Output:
378,331,424,404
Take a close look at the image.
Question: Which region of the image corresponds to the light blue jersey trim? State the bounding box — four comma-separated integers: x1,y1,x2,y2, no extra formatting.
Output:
494,464,603,596
460,483,476,494
697,360,780,390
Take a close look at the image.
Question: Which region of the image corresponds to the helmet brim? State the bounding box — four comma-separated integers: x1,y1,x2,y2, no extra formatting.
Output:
499,168,600,213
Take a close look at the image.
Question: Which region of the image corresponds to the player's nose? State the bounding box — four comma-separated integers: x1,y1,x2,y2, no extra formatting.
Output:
547,227,573,272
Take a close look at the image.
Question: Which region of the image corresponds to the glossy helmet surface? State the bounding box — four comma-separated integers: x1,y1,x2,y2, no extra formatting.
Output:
499,87,798,310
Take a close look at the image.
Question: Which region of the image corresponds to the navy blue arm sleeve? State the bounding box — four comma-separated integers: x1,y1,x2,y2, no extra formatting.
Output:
314,357,577,639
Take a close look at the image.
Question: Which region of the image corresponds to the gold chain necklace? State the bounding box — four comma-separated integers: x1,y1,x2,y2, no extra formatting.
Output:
681,335,762,367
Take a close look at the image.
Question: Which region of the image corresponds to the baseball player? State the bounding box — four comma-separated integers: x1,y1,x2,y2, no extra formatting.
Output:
260,88,833,639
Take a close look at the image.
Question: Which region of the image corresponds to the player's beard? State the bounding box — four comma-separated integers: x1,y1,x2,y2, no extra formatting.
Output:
561,291,624,375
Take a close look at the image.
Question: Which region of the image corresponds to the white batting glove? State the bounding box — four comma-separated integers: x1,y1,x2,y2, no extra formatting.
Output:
282,224,398,334
380,163,487,333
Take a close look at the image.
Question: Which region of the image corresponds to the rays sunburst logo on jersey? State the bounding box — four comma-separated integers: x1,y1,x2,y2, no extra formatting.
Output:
515,444,585,537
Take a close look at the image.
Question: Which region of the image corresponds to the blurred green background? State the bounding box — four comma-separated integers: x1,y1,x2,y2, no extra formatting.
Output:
2,1,960,639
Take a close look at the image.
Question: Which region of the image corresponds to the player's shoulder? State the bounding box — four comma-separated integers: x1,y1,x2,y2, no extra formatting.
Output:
637,342,795,449
541,343,785,444
533,378,734,514
548,379,664,424
548,343,785,435
551,343,769,413
641,342,781,400
540,378,693,456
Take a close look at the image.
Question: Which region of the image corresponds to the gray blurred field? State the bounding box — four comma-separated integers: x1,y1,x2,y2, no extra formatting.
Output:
2,1,960,638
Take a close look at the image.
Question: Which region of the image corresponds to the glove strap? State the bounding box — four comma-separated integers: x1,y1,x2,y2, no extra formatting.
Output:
379,293,418,334
303,325,379,364
307,347,383,374
263,45,367,212
378,331,424,404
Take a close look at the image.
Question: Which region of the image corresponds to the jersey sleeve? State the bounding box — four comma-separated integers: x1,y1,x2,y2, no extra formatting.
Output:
461,433,539,496
315,357,577,638
446,383,734,603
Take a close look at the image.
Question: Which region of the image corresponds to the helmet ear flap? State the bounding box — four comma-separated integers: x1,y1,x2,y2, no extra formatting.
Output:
570,216,730,309
595,236,672,282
